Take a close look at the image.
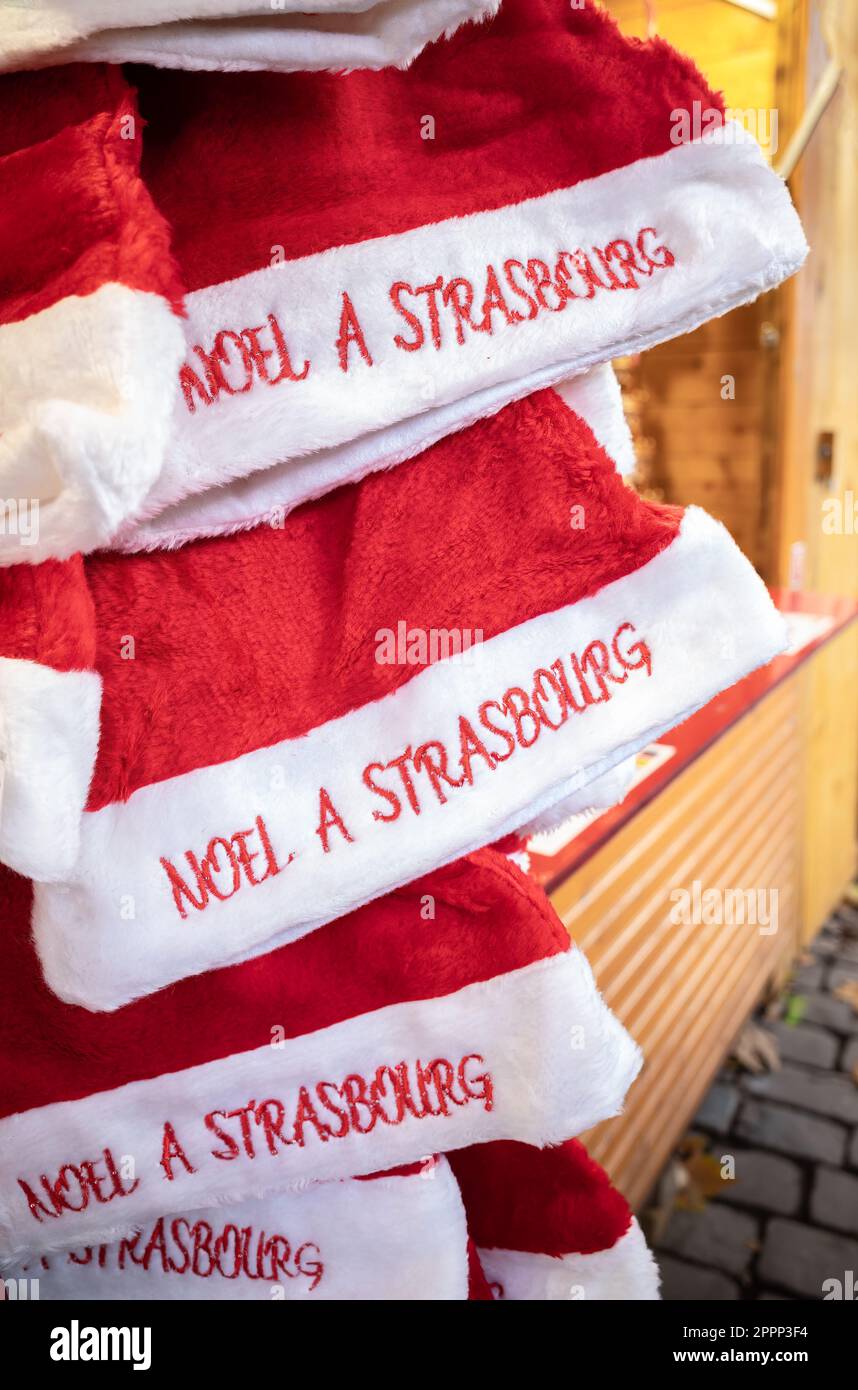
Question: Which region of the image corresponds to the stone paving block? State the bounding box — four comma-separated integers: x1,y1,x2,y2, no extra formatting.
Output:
758,1219,858,1299
849,1129,858,1172
715,1149,802,1217
831,936,858,965
735,1100,847,1166
799,991,858,1035
810,1167,858,1236
792,962,825,990
841,1037,858,1075
694,1082,741,1135
812,931,843,960
770,1020,839,1069
657,1255,740,1301
833,902,858,934
743,1063,858,1125
658,1204,759,1278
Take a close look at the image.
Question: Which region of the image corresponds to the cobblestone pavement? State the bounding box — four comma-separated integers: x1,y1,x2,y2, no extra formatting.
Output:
653,900,858,1300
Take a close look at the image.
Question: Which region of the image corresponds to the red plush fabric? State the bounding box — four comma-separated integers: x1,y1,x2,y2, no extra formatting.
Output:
0,848,569,1120
78,389,679,810
0,556,95,671
133,0,722,289
0,64,183,324
491,833,530,859
450,1138,633,1257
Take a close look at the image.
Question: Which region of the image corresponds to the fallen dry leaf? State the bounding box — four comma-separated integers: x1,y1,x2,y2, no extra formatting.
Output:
730,1021,781,1074
675,1151,731,1210
833,979,858,1013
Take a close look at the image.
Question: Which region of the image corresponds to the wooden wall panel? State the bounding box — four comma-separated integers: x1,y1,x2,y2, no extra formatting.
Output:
551,678,802,1209
799,623,858,940
773,0,858,603
634,310,778,570
604,0,782,575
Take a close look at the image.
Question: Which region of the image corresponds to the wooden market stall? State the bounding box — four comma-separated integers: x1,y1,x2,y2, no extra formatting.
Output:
531,593,857,1209
556,0,858,1206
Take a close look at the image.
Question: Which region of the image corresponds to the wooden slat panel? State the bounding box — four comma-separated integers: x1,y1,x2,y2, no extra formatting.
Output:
567,709,797,975
550,677,803,1207
588,856,797,1206
587,831,797,1179
552,680,799,933
594,870,795,1208
800,624,858,939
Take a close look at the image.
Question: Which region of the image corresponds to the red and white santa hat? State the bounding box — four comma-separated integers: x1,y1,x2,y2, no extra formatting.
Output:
0,1,500,75
2,388,787,1010
0,64,186,566
6,1159,478,1301
451,1138,660,1301
0,0,806,566
0,367,623,891
0,849,641,1264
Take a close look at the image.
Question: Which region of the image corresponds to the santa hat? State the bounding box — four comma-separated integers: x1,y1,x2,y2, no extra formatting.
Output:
0,849,641,1264
0,366,622,890
3,390,788,1010
0,0,806,565
121,359,638,553
451,1139,660,1300
0,64,186,566
6,1158,477,1301
0,1,500,75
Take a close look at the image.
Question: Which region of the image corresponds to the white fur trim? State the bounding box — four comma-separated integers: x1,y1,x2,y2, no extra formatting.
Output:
0,285,185,566
32,506,786,1010
554,366,636,477
116,125,805,547
482,1218,661,1301
0,950,641,1264
0,2,499,72
505,849,531,874
0,659,101,880
7,1161,471,1300
516,755,636,839
115,362,629,551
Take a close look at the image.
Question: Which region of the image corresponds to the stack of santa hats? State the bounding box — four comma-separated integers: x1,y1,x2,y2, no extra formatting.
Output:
0,0,805,1300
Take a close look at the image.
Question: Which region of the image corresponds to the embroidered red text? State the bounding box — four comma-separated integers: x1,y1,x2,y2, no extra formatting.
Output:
180,313,310,413
18,1148,139,1225
205,1053,493,1163
361,620,652,823
160,813,287,920
178,226,675,412
389,228,674,354
67,1219,323,1289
